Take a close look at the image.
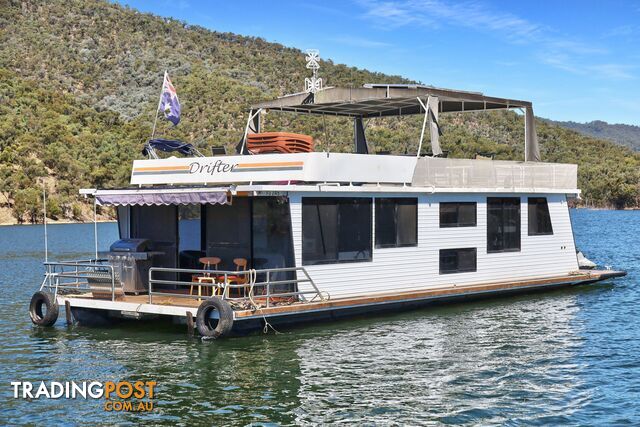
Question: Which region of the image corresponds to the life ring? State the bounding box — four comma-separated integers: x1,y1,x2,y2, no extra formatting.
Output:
195,297,234,338
29,291,59,327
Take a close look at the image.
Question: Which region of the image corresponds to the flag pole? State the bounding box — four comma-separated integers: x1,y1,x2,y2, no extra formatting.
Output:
150,70,167,140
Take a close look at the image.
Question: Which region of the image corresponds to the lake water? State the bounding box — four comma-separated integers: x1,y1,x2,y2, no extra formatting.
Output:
0,210,638,425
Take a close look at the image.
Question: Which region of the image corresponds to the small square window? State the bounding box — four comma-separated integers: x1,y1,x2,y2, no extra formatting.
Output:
439,248,477,274
528,197,553,235
440,202,477,227
375,198,418,248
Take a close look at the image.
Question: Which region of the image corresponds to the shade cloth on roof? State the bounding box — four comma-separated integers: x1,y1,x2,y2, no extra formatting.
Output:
251,85,532,118
95,191,228,206
411,157,576,189
525,107,541,162
250,84,541,162
427,96,442,156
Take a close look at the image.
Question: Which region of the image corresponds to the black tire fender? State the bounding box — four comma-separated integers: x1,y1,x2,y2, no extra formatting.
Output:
195,297,234,338
29,291,59,327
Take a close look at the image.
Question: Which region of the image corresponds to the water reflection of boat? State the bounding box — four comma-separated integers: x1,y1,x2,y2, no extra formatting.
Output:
29,84,626,338
293,291,585,424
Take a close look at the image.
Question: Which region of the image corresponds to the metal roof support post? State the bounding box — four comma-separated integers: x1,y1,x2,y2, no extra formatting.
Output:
236,108,262,155
354,117,369,154
416,97,429,157
93,198,98,261
524,109,527,161
416,97,443,157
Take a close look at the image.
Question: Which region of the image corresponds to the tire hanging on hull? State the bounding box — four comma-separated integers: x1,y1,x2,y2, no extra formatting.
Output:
29,291,59,327
196,297,234,339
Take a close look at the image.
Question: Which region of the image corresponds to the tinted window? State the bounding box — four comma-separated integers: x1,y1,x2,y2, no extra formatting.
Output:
253,197,296,292
205,198,251,270
178,205,201,254
178,205,202,277
116,206,129,238
130,205,178,279
528,197,553,235
440,202,477,227
439,248,477,274
302,198,372,265
375,198,418,248
487,197,521,253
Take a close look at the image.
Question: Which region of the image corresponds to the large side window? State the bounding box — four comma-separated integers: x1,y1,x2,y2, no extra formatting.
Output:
375,198,418,248
439,248,477,274
205,198,251,271
302,198,372,265
178,205,201,253
178,205,202,271
440,202,477,227
487,197,521,253
528,197,553,235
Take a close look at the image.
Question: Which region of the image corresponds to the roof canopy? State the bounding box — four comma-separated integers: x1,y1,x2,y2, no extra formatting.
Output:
251,84,532,118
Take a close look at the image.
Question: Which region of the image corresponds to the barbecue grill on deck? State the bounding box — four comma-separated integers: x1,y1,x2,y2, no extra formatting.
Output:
103,238,162,294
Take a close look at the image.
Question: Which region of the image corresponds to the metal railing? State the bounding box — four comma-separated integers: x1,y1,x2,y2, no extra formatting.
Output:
39,260,326,309
40,259,118,300
148,266,326,308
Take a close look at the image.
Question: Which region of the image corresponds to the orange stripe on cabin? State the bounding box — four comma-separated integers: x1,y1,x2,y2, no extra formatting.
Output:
235,162,304,168
134,165,191,172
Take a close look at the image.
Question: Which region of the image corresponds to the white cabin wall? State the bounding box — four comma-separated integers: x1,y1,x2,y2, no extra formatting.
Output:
289,192,579,299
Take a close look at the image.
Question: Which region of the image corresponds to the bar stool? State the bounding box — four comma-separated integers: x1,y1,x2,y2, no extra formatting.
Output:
191,256,221,299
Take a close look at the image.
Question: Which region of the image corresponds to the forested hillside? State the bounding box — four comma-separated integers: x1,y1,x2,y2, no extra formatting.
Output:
0,0,638,223
548,119,640,152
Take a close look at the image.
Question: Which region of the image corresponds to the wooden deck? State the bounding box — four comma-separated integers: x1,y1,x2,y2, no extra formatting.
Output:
232,269,624,319
64,269,625,321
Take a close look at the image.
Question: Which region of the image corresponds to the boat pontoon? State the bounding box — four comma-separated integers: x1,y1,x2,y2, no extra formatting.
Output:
29,84,626,338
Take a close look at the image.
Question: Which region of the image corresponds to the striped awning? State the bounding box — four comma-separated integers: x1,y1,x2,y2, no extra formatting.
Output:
93,189,228,206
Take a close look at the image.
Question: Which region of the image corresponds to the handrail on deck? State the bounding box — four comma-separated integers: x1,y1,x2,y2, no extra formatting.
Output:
40,260,326,308
147,266,325,308
40,259,117,300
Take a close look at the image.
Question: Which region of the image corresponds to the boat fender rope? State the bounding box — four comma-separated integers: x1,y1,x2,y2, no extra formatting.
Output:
246,268,280,335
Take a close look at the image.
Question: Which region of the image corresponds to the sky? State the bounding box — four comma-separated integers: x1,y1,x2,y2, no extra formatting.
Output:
118,0,640,125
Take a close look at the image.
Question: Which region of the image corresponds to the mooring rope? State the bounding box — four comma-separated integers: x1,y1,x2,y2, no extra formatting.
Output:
245,268,280,335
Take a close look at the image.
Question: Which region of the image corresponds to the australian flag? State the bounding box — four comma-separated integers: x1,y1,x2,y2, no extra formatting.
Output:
159,73,181,126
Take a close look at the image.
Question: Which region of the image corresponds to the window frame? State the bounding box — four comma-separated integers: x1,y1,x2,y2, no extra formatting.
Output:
487,197,521,253
301,197,373,266
374,197,418,249
528,197,554,236
439,248,477,274
439,202,477,228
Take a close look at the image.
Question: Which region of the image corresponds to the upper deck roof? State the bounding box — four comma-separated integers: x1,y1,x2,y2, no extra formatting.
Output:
251,84,532,118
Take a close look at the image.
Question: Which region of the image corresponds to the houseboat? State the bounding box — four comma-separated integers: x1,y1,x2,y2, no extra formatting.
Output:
29,84,626,338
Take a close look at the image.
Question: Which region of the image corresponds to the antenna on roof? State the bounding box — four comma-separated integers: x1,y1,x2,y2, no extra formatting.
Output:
304,49,323,94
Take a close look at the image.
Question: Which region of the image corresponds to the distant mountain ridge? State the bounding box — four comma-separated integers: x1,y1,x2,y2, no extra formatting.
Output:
548,120,640,151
